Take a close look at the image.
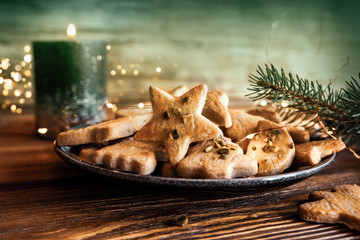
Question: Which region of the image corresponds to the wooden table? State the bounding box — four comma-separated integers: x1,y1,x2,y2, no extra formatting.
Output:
1,114,359,239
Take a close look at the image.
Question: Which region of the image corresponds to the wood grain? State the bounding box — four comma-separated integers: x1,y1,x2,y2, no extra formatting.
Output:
0,114,359,239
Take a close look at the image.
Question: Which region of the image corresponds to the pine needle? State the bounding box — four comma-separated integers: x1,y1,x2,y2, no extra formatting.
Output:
247,64,360,144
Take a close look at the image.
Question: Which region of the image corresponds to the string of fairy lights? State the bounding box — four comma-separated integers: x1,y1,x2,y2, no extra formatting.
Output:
0,45,33,114
0,43,173,115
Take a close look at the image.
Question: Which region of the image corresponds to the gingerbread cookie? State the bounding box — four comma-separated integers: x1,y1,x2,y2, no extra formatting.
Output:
78,146,98,164
134,84,222,166
294,139,345,166
90,138,168,175
57,114,152,146
177,137,258,179
246,120,295,176
159,162,178,178
285,126,310,144
298,184,360,232
202,90,232,128
225,109,264,151
168,85,190,97
246,107,282,123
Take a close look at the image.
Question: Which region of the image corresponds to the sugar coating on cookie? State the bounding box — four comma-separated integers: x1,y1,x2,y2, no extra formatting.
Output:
135,84,222,166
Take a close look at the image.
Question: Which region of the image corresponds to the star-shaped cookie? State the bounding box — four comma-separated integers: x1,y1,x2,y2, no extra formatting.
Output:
134,84,222,166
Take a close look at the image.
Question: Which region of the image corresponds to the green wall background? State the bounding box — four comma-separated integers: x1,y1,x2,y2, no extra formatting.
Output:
0,0,359,106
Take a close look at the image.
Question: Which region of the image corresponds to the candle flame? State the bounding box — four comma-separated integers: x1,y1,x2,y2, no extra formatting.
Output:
67,23,76,40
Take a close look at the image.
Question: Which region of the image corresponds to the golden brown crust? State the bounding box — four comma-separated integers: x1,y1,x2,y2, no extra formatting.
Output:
285,126,310,144
78,147,98,164
135,84,222,167
246,108,282,123
177,138,258,179
294,139,346,166
57,125,97,146
92,138,166,175
298,184,360,232
225,109,264,151
168,85,190,97
202,90,232,128
246,120,295,176
159,162,178,178
56,114,152,146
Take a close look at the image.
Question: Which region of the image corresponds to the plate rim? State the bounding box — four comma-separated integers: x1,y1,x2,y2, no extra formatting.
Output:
54,142,336,189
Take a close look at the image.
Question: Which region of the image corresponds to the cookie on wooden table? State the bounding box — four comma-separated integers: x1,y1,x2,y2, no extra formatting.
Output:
298,184,360,232
135,84,222,166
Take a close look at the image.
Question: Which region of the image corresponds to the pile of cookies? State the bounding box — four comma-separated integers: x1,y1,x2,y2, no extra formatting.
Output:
57,84,346,179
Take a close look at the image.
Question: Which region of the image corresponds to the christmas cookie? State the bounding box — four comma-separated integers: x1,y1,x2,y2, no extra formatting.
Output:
168,85,190,97
246,120,295,176
285,126,310,144
159,162,178,178
225,109,264,151
202,90,232,128
246,107,282,123
89,138,168,175
134,84,222,166
294,138,346,166
78,146,98,164
298,184,360,232
177,137,258,179
57,114,152,146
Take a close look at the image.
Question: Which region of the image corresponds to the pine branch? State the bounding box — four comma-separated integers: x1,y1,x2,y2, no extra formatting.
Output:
246,64,360,143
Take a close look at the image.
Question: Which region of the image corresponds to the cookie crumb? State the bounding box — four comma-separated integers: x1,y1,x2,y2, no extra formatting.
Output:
172,215,189,227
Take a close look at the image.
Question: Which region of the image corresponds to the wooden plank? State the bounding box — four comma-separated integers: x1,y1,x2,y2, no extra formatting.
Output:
0,114,359,239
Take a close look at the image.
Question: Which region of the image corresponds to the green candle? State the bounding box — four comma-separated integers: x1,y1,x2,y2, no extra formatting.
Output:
33,40,107,139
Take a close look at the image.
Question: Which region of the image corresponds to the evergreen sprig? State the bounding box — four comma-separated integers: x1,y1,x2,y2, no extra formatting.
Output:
247,64,360,143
